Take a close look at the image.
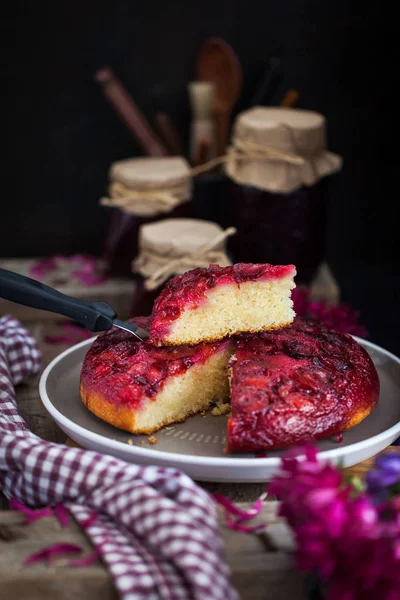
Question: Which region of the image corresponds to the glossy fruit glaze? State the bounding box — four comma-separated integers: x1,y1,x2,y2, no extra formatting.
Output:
149,262,296,342
228,318,380,452
81,317,231,409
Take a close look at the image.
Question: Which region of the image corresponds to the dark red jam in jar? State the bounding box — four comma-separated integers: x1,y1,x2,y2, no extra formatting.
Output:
226,178,328,285
103,202,194,278
130,276,165,317
100,156,194,277
224,107,342,285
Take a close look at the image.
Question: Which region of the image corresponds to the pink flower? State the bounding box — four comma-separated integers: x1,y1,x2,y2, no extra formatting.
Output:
29,255,106,287
269,445,400,599
291,288,368,338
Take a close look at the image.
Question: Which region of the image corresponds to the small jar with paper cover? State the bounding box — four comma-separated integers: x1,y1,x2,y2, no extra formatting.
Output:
101,156,194,276
223,107,343,284
131,218,236,316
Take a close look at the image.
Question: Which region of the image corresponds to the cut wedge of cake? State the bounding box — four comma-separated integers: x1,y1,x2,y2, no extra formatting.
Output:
80,317,233,435
227,318,380,453
149,263,296,346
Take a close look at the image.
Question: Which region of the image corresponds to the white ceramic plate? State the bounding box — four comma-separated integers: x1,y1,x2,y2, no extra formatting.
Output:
39,336,400,482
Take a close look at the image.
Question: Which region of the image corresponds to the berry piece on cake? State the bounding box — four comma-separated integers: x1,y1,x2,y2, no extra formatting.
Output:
80,317,233,435
227,318,380,453
149,263,296,346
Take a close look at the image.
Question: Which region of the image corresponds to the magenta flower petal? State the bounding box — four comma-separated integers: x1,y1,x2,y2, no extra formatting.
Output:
225,514,266,533
10,498,34,515
270,444,400,599
306,488,339,509
349,497,378,529
213,492,265,519
10,499,53,524
394,540,400,560
24,543,82,565
324,502,348,539
29,258,58,280
54,504,70,528
291,287,368,337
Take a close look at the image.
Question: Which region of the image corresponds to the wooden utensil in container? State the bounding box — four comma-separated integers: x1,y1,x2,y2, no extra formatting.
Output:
94,67,169,157
196,37,243,156
188,81,216,166
280,89,300,108
154,112,184,156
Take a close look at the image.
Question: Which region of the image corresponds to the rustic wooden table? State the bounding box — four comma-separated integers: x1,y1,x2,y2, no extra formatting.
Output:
1,264,397,599
2,443,398,600
1,326,398,599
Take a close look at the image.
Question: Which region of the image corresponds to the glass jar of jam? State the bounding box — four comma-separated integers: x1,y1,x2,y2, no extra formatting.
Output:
101,156,194,277
130,218,235,317
130,277,164,318
223,107,343,285
226,178,329,284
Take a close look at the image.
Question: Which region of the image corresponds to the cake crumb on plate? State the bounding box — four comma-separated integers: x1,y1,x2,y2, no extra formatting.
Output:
212,402,231,416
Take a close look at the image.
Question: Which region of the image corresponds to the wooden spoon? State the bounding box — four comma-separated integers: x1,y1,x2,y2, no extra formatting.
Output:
196,37,242,156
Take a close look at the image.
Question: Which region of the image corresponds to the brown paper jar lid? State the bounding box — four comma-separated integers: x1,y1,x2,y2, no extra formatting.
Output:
225,107,343,193
140,218,227,256
102,156,192,217
132,218,235,290
109,156,191,190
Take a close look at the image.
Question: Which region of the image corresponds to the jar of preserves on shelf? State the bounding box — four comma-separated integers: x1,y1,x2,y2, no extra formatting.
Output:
101,156,194,276
223,107,343,284
130,218,236,317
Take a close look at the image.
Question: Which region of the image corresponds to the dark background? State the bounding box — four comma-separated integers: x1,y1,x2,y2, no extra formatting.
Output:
2,1,399,353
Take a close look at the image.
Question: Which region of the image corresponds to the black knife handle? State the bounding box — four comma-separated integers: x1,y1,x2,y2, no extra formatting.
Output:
0,268,116,332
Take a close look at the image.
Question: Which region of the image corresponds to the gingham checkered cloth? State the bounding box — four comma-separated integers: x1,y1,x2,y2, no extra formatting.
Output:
0,316,238,600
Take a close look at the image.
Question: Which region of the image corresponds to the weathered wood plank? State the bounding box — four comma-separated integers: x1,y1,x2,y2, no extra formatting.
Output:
1,450,398,598
0,511,117,599
0,502,306,600
0,259,136,323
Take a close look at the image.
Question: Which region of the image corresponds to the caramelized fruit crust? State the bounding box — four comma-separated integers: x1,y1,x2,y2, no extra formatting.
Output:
149,263,295,343
80,317,230,410
228,318,380,452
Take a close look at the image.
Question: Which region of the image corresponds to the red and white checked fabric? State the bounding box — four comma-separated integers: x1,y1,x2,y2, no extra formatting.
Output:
0,316,238,600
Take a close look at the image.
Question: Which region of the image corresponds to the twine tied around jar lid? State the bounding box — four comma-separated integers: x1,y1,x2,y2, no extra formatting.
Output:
191,108,343,194
100,156,192,217
132,219,237,290
101,181,190,216
191,137,306,175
